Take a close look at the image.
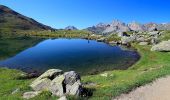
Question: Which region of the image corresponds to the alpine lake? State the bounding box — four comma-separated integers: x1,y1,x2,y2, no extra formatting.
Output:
0,37,140,75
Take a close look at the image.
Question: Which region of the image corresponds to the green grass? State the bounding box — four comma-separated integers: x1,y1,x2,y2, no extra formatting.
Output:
105,33,121,42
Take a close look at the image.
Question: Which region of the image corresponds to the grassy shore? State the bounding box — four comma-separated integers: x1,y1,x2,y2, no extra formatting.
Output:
0,31,170,100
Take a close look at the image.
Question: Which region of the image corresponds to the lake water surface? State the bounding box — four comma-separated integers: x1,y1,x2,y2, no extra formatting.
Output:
0,38,140,75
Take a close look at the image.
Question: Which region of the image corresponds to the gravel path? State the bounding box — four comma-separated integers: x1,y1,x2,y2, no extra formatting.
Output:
113,76,170,100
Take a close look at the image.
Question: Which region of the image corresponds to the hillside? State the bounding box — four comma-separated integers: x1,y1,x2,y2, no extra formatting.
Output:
0,5,53,33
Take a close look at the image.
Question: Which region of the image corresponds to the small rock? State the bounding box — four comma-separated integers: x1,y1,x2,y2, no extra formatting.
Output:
100,73,108,77
23,91,41,99
109,41,118,44
12,88,20,94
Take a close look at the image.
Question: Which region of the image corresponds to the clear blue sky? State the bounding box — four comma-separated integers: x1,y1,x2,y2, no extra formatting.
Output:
0,0,170,29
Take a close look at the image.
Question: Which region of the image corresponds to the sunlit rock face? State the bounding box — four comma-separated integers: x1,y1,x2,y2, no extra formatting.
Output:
103,20,130,33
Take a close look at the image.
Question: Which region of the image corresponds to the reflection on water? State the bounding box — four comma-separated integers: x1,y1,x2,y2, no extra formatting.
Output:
0,38,140,75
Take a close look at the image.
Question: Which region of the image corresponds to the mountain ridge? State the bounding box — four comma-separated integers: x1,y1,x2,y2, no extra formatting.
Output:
0,5,54,33
85,20,170,34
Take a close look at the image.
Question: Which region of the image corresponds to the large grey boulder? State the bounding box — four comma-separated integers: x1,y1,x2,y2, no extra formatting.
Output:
148,31,160,36
27,69,82,99
64,71,82,96
136,37,146,42
151,40,170,51
30,69,63,91
121,36,135,45
64,71,80,85
49,75,65,96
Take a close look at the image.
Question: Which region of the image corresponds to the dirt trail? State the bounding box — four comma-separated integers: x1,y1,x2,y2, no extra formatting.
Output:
113,76,170,100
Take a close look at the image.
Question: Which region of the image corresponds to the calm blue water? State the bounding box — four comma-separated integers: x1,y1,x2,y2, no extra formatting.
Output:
0,38,139,75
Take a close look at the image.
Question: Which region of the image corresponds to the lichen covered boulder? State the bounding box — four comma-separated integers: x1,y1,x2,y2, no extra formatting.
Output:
64,71,82,96
49,75,65,96
30,69,63,91
25,69,83,99
151,40,170,52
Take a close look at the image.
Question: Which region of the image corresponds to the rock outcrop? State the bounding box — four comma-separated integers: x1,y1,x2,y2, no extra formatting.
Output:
24,69,82,99
151,40,170,51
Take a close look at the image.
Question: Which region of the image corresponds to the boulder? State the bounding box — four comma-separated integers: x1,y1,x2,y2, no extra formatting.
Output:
136,37,145,42
49,75,65,96
150,38,159,45
64,71,81,85
97,37,106,42
38,69,63,79
151,40,170,51
30,69,63,91
148,31,159,36
64,71,82,96
28,69,82,98
30,78,51,91
121,36,134,45
23,91,41,99
109,41,118,44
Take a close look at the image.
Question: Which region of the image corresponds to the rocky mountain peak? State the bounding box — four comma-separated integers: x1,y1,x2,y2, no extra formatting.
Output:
128,21,145,31
110,20,126,26
65,26,78,30
96,23,108,28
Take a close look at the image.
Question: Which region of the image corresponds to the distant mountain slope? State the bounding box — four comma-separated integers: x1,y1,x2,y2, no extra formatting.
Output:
0,5,53,33
65,26,78,30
